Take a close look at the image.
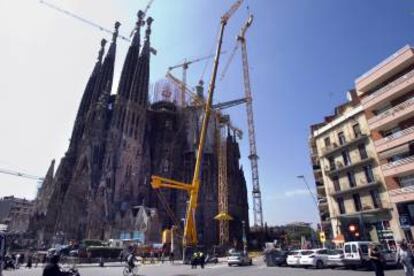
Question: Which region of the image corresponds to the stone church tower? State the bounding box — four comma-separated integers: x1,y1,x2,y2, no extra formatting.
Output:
30,11,249,247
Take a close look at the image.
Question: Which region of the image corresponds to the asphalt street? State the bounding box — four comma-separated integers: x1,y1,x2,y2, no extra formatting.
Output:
1,260,406,276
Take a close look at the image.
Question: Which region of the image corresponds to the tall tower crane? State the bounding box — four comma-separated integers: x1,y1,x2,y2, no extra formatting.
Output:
238,15,264,228
168,54,216,107
150,0,243,249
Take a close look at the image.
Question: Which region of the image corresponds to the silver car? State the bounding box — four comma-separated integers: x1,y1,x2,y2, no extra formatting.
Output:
326,249,345,268
227,252,252,266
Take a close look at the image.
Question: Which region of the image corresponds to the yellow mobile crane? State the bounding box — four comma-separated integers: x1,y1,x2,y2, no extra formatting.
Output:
151,0,244,248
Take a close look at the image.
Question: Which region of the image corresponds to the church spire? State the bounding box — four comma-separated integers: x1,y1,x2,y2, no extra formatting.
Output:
117,10,145,99
86,22,119,126
67,39,106,154
129,16,153,106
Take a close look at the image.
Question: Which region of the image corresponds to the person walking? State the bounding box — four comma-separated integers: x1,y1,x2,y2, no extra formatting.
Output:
368,244,384,276
199,251,205,269
398,240,414,276
26,253,33,269
191,252,198,269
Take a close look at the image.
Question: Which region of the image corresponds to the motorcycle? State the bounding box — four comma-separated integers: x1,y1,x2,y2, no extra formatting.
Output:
205,254,218,264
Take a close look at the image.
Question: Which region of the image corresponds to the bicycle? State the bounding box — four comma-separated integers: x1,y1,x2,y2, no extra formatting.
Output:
122,264,139,276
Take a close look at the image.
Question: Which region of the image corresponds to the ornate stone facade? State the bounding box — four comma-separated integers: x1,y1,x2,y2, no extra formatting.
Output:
29,12,249,247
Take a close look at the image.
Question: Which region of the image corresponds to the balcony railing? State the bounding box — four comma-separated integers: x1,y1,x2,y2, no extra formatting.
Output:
329,180,380,197
325,156,374,176
362,67,414,104
389,184,414,197
321,133,368,157
375,125,414,147
382,155,414,170
368,97,414,126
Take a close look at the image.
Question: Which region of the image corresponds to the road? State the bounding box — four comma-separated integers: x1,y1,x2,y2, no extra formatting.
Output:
2,261,404,276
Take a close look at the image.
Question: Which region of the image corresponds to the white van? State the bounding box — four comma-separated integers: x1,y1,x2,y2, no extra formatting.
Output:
343,241,398,269
343,241,371,268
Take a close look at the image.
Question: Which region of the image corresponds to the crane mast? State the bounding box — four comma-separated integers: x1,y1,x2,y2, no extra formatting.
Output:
238,15,264,228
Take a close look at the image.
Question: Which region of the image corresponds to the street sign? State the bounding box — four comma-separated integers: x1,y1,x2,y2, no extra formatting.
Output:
319,232,326,243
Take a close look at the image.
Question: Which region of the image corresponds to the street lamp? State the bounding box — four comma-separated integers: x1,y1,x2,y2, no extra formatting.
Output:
296,175,319,208
297,175,325,248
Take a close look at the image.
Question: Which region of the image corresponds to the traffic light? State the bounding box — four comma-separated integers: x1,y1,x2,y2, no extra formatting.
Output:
348,224,360,238
319,232,326,243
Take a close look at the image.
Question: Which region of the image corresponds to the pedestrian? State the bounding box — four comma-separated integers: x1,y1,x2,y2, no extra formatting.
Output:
169,252,174,264
191,252,198,269
398,240,414,276
368,244,384,276
26,253,33,269
199,251,205,269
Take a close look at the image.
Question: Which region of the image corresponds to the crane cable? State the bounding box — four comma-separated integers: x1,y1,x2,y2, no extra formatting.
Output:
39,0,131,42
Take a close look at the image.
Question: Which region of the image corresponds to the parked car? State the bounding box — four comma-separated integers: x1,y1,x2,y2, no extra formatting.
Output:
326,249,345,268
227,252,252,266
264,250,288,267
299,248,329,269
286,250,302,267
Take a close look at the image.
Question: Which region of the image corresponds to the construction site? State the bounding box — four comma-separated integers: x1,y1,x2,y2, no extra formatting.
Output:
0,0,264,257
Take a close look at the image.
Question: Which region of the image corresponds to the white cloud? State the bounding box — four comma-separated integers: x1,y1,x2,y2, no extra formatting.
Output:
265,188,311,200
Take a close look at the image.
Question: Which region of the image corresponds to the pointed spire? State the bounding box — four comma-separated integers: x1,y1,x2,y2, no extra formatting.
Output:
67,40,106,153
142,16,153,55
114,11,145,101
88,22,119,120
46,159,55,179
128,16,153,106
107,21,120,58
132,10,145,47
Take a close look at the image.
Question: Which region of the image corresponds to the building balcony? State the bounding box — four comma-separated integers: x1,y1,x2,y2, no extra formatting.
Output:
382,155,414,177
368,97,414,131
325,157,374,177
329,180,381,197
374,126,414,153
388,185,414,203
336,207,391,223
361,67,414,110
318,198,329,209
321,133,369,157
356,45,414,95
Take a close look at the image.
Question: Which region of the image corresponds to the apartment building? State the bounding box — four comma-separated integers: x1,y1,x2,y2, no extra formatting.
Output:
0,196,33,233
310,91,397,246
356,45,414,241
309,123,332,239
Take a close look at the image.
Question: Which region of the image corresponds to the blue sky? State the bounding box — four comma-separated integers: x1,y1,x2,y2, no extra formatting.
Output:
1,0,414,227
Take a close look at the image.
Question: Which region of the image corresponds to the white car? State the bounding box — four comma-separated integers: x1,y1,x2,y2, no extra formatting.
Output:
299,248,329,269
326,249,345,267
286,250,302,267
227,252,252,266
